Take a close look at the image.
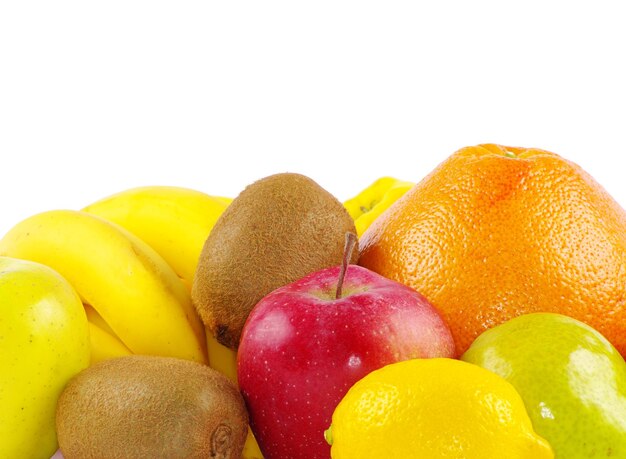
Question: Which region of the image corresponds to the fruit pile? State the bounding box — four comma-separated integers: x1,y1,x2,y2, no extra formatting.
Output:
1,144,626,459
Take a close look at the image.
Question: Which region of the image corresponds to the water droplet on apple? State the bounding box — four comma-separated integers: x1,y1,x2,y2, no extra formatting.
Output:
348,354,362,368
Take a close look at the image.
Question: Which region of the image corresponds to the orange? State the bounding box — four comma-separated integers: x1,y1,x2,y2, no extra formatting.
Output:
359,144,626,357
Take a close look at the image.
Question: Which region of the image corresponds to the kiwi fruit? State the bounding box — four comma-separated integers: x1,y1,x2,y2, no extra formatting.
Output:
192,172,358,349
56,355,248,459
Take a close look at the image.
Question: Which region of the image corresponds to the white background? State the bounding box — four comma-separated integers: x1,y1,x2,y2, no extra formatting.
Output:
1,2,625,236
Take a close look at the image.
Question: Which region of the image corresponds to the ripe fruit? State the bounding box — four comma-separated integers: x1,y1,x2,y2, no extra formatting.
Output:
344,177,414,236
462,313,626,458
56,355,249,459
238,235,455,459
0,257,90,459
193,172,357,349
0,210,207,363
82,185,231,287
360,144,626,356
326,358,553,459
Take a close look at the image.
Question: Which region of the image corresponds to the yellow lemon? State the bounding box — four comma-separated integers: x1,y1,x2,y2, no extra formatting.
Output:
326,358,553,459
343,177,413,236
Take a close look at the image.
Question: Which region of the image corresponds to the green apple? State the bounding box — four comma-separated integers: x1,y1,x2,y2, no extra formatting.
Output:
462,312,626,458
0,256,90,459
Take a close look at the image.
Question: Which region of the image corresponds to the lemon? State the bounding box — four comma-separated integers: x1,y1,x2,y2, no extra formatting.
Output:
326,358,553,459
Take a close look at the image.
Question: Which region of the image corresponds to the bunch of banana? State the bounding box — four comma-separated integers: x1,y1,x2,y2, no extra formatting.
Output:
82,186,240,379
0,209,207,364
83,186,232,288
0,186,264,457
343,176,414,236
83,186,263,459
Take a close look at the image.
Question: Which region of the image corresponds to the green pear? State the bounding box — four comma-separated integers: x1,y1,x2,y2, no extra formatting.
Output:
462,312,626,458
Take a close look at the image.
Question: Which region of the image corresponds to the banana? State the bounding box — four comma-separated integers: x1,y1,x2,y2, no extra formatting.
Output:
206,333,238,382
344,177,414,236
82,186,238,375
0,210,207,364
242,428,264,459
83,186,264,458
84,304,132,363
83,186,231,286
87,321,132,364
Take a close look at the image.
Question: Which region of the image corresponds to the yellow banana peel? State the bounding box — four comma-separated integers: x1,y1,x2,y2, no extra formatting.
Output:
87,321,132,364
0,210,207,364
344,177,414,236
83,186,231,286
84,304,131,363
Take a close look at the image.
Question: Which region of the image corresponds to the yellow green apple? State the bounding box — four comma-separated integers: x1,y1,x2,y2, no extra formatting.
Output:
0,256,90,459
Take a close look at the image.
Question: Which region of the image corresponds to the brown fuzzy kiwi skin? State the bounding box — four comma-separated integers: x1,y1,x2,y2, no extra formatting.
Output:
192,172,359,349
56,355,248,459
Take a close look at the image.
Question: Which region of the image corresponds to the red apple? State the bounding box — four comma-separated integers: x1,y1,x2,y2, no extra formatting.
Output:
237,235,456,459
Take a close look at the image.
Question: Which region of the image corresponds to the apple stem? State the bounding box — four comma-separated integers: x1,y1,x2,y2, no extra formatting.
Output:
336,232,357,299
